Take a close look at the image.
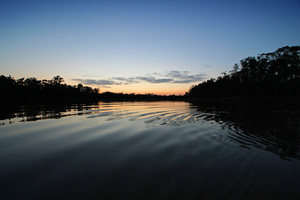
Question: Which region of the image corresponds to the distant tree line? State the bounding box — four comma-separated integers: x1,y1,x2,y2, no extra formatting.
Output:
99,92,183,101
0,75,100,102
188,46,300,98
0,75,183,103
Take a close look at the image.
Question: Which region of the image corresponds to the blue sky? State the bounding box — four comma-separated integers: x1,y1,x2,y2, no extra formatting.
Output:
1,0,299,94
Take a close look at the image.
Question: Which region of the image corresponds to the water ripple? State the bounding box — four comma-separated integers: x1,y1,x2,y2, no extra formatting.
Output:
1,101,300,200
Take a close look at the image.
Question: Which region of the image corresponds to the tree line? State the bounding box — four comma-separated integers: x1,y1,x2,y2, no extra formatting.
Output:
188,46,300,98
0,75,100,102
0,75,183,102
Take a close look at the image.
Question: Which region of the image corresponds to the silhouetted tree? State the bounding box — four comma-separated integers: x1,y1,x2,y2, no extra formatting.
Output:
0,75,102,102
77,83,83,92
50,75,64,86
188,46,300,98
0,74,184,102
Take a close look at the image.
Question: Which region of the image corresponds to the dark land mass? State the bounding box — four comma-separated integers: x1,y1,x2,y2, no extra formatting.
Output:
0,75,184,105
188,46,300,99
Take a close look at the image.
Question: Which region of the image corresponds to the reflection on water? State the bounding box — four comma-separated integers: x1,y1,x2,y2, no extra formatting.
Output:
2,101,299,160
0,101,300,199
0,101,206,127
0,103,100,125
192,102,300,161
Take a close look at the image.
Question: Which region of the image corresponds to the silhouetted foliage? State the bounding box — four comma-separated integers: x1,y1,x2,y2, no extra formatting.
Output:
0,75,184,102
188,46,300,98
99,92,183,101
0,75,100,102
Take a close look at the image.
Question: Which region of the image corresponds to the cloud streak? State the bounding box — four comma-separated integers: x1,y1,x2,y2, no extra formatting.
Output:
72,79,122,86
135,76,174,83
72,71,206,86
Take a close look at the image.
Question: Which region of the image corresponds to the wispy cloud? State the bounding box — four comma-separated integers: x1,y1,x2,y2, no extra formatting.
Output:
136,76,174,83
71,79,122,86
165,70,206,83
113,77,140,84
72,71,206,87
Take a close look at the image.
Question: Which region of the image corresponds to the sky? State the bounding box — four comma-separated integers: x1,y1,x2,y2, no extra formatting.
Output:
1,0,300,95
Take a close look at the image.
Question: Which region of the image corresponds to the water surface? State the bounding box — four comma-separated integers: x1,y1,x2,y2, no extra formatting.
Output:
1,101,300,200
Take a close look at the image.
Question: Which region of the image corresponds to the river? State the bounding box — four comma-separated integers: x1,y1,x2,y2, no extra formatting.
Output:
1,101,300,199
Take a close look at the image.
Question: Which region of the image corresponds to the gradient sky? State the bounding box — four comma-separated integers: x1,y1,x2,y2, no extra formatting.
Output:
1,0,300,95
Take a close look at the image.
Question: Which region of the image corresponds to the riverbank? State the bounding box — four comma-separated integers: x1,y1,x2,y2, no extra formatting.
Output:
187,95,300,110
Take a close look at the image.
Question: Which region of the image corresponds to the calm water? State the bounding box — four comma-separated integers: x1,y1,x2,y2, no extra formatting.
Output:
1,101,300,200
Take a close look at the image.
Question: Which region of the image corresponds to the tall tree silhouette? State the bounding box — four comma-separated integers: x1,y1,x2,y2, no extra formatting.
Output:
0,75,101,102
188,46,300,98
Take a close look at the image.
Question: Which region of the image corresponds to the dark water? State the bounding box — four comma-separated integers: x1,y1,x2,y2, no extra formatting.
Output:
1,101,300,200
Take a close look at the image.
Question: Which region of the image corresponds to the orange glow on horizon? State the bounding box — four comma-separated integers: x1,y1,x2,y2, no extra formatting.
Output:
99,83,189,96
67,78,194,96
